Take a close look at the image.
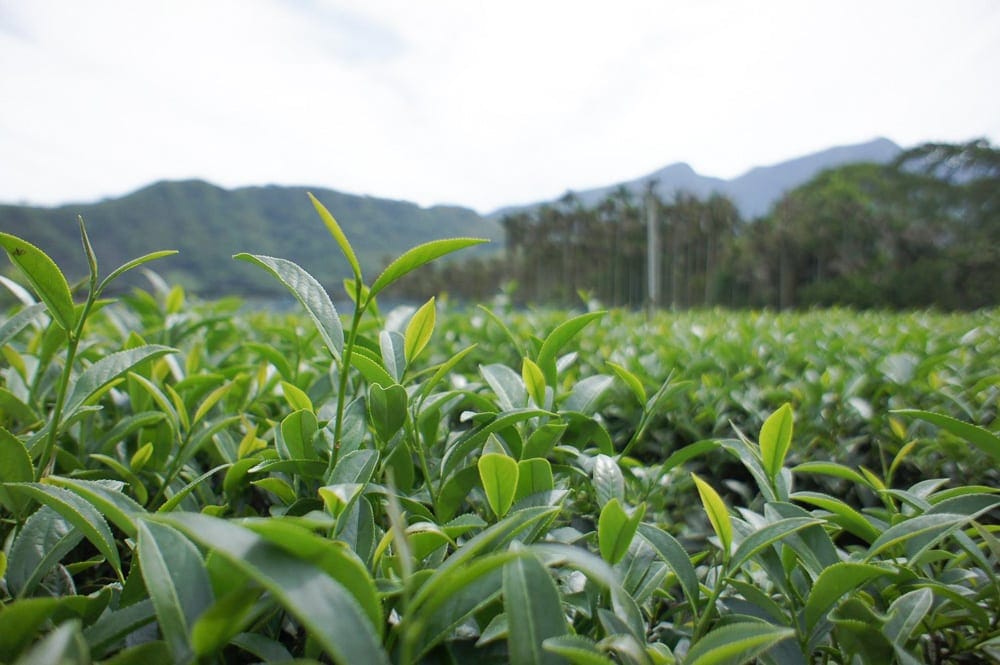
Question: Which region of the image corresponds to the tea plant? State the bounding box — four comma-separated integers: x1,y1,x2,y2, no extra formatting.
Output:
0,201,997,664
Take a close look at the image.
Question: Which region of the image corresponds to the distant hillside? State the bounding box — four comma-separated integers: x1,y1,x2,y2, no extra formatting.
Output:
0,180,502,297
492,137,903,219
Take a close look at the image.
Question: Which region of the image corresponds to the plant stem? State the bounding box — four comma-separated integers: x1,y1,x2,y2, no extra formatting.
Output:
332,281,367,468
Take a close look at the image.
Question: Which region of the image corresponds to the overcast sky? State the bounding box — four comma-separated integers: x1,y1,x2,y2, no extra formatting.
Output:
2,1,999,213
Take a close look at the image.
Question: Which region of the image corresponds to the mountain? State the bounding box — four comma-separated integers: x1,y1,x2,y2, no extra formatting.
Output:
0,138,906,298
0,180,502,297
491,137,902,219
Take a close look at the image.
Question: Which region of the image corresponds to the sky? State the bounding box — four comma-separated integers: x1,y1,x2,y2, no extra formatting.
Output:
2,1,999,214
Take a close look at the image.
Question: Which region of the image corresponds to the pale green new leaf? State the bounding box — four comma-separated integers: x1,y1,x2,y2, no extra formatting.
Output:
535,311,605,386
759,403,794,481
369,237,488,299
479,452,519,518
405,297,436,364
98,251,178,297
692,473,732,556
598,498,644,565
308,192,362,282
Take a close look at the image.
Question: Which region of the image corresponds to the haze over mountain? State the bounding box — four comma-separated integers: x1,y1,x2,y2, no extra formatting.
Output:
0,138,904,297
494,137,902,219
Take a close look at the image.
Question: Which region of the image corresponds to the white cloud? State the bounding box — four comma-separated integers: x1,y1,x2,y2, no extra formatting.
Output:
1,0,998,212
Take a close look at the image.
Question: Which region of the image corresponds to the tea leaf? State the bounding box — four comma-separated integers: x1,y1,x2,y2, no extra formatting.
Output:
368,383,408,443
598,498,644,565
234,253,344,361
893,408,1000,463
536,311,605,386
692,473,733,556
522,357,547,408
503,545,568,665
0,427,34,517
63,345,176,424
6,483,122,580
308,192,362,282
606,361,646,406
514,458,554,502
137,521,213,663
479,452,519,518
0,232,76,332
98,251,178,296
759,403,794,481
637,523,699,613
683,621,795,665
369,237,488,299
805,562,891,632
153,512,389,665
405,297,436,364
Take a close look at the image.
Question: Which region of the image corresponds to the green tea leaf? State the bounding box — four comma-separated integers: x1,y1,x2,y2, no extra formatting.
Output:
728,516,823,573
692,473,733,556
279,380,313,413
0,232,76,332
155,512,389,665
279,409,319,461
514,458,554,502
98,250,178,296
606,361,646,406
309,192,363,282
137,520,214,663
759,403,794,481
522,357,547,408
63,345,176,424
598,498,645,565
0,302,46,348
189,586,265,658
0,426,34,517
535,311,605,386
11,618,89,665
683,621,795,665
479,452,519,518
637,523,699,613
805,562,891,632
45,476,146,537
234,253,344,361
6,482,122,580
5,506,82,596
369,237,488,299
543,635,615,665
792,491,882,543
481,363,528,412
893,408,1000,463
368,382,408,443
405,297,436,364
592,454,624,508
503,545,569,665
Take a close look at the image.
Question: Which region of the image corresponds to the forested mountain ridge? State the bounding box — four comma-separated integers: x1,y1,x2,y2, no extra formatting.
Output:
493,137,902,219
0,180,502,296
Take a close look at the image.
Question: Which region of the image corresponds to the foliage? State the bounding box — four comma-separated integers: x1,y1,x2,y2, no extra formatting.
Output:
0,201,997,664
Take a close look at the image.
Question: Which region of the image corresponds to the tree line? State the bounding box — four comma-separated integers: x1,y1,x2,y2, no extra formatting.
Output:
389,139,999,310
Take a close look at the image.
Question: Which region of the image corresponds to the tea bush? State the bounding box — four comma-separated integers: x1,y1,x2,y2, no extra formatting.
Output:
0,200,997,664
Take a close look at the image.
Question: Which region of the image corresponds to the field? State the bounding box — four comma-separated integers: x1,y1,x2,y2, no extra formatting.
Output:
0,214,998,664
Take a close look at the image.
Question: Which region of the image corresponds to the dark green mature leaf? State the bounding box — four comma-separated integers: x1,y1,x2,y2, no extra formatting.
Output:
234,253,344,361
805,562,891,633
82,600,157,655
6,483,122,579
592,454,624,508
369,237,488,299
0,426,34,517
0,593,110,658
153,512,389,665
543,635,615,665
6,506,82,596
0,232,76,332
63,345,176,424
0,302,46,348
481,363,527,412
682,621,795,665
637,523,699,613
865,513,978,559
792,491,882,543
368,382,408,442
504,545,569,665
728,516,823,573
893,408,1000,462
11,618,90,665
137,521,214,664
759,403,794,482
45,476,145,538
562,374,613,414
309,192,362,282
